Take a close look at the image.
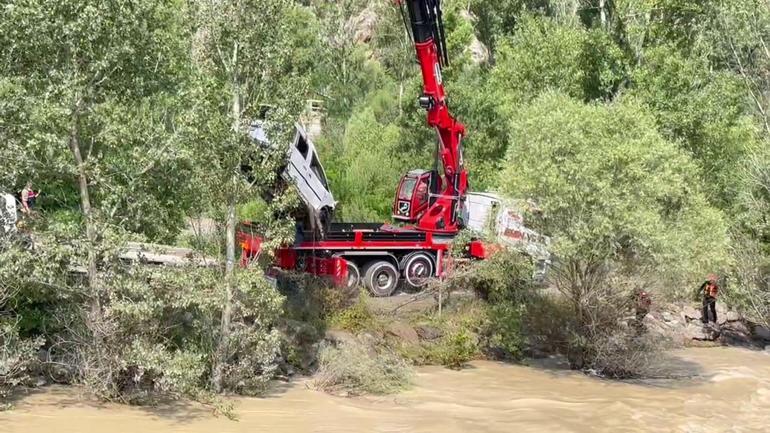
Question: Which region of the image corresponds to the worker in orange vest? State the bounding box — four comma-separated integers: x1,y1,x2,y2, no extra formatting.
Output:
699,274,720,324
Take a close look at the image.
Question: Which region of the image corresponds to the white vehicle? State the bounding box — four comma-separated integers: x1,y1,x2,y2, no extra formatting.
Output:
1,193,18,235
466,192,551,280
251,122,336,234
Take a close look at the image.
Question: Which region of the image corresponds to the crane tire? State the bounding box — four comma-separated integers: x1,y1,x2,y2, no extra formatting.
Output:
403,252,434,288
344,260,361,294
363,260,399,297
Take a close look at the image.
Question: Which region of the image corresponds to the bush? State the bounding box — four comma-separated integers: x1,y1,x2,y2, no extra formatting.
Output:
588,332,667,379
328,292,378,333
439,251,534,360
485,303,525,359
431,330,478,369
314,341,412,395
0,322,44,406
525,273,667,379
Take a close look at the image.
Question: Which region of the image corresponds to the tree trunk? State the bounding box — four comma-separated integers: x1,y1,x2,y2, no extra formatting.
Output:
212,43,241,393
599,0,607,29
212,191,237,393
67,106,100,321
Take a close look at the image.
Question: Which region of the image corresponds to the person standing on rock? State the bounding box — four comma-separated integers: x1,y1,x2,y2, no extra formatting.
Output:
699,274,719,324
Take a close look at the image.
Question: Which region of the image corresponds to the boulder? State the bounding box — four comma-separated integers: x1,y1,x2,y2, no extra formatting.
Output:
459,10,489,65
661,312,675,322
350,7,378,44
716,301,728,318
718,321,753,346
385,322,420,345
753,324,770,342
682,305,700,322
721,310,741,323
684,323,720,341
415,325,444,341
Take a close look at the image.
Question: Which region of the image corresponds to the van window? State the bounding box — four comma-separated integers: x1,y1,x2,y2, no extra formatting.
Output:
296,135,309,158
310,153,328,189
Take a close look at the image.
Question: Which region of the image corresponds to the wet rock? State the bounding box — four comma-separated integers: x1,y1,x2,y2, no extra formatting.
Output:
753,324,770,342
684,323,720,341
718,321,753,346
721,311,741,324
385,322,419,345
414,325,444,341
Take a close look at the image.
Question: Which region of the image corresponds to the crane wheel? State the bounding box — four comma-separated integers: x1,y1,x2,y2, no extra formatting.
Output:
363,260,399,297
403,253,434,288
344,260,360,294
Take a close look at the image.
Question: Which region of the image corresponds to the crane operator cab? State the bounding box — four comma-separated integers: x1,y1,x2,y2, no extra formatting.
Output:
392,169,440,224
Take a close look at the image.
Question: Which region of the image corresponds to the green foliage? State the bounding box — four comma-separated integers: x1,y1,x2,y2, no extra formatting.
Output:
328,292,378,333
485,303,526,359
326,107,406,221
0,322,44,405
631,45,762,208
0,0,769,402
499,92,731,292
431,329,478,369
490,15,627,104
314,340,412,395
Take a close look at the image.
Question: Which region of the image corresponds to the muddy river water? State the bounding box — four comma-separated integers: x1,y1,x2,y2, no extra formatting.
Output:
1,347,768,433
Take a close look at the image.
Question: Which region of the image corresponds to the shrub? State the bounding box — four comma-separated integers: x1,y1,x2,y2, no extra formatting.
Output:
328,292,378,333
485,303,525,359
314,341,412,395
432,330,478,369
525,272,667,378
439,251,534,360
0,322,44,406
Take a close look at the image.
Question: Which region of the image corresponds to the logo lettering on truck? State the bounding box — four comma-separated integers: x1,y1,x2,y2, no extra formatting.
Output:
398,201,411,216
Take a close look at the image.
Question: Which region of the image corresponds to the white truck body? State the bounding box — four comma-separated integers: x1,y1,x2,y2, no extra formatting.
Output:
466,191,551,279
251,122,336,227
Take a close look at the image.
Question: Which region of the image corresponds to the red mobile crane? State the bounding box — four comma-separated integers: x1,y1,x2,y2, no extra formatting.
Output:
391,0,468,236
243,0,490,296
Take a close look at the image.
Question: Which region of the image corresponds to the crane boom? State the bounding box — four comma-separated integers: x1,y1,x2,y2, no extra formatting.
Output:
393,0,468,235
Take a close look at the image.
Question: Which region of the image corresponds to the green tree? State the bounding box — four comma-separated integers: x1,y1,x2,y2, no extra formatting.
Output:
490,15,627,105
631,45,762,209
499,92,730,297
326,107,405,221
190,0,311,392
0,0,192,341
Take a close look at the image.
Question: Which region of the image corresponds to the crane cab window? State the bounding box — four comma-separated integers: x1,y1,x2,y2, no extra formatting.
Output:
416,178,429,205
398,178,417,200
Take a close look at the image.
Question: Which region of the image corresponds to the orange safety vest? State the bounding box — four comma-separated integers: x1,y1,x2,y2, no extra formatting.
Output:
704,282,718,298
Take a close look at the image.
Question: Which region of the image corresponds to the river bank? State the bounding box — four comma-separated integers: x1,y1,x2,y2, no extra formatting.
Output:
2,347,768,433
